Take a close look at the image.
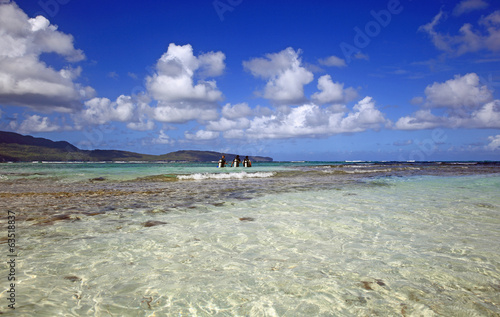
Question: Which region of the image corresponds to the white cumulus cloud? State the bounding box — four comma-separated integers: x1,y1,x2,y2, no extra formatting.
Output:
10,114,61,134
318,55,347,67
311,75,358,105
126,116,155,131
145,43,225,126
453,0,489,16
206,117,250,132
424,73,492,112
469,100,500,128
486,135,500,150
185,129,220,141
395,73,500,130
146,43,224,103
75,95,136,127
153,103,218,123
243,47,314,104
395,110,447,130
152,130,175,145
0,2,91,112
339,97,388,132
221,103,253,119
211,96,388,140
420,9,500,56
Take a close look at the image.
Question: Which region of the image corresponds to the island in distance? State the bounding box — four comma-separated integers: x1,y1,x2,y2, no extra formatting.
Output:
0,131,273,163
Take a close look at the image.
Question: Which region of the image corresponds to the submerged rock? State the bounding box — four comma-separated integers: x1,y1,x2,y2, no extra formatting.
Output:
64,275,82,282
40,214,73,225
476,202,496,209
239,217,255,222
361,279,386,290
142,220,168,227
84,211,106,216
375,279,386,286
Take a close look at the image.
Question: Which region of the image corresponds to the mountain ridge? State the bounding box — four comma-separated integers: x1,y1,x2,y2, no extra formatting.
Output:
0,131,273,162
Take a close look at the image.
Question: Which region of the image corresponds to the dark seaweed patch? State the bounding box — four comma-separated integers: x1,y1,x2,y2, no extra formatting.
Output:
476,203,496,209
239,217,255,222
142,220,168,227
361,281,373,290
64,275,82,282
361,279,386,290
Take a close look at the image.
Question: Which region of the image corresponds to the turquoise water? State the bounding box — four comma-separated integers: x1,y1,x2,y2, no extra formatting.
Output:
0,162,499,316
0,161,291,182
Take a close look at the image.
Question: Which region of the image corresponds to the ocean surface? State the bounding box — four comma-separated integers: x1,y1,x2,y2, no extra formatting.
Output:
0,161,499,316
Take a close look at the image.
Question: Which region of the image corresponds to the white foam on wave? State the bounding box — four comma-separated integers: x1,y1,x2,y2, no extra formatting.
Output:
344,168,394,174
178,171,275,180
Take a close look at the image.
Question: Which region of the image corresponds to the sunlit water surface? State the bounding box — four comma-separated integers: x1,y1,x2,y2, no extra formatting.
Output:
0,162,499,316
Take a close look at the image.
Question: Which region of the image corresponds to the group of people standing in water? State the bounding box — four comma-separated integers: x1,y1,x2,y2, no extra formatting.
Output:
218,155,252,168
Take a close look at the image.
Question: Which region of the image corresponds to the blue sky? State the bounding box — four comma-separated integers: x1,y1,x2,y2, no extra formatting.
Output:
1,0,499,161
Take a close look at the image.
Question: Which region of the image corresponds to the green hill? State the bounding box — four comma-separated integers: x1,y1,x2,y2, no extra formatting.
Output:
0,131,273,162
0,131,78,151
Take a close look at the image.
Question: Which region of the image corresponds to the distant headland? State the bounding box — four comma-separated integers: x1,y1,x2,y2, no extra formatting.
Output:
0,131,273,163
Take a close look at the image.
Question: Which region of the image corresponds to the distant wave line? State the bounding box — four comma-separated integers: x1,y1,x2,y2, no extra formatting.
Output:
177,172,275,180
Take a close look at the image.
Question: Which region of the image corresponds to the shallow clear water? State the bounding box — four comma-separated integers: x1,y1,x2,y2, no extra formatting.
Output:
0,161,289,183
1,162,499,316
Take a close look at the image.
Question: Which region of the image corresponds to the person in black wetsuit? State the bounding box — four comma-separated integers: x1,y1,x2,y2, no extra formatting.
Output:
218,155,227,168
231,155,241,167
243,156,252,167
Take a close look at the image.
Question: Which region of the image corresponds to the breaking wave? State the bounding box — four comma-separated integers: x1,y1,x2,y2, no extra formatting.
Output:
177,171,275,180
